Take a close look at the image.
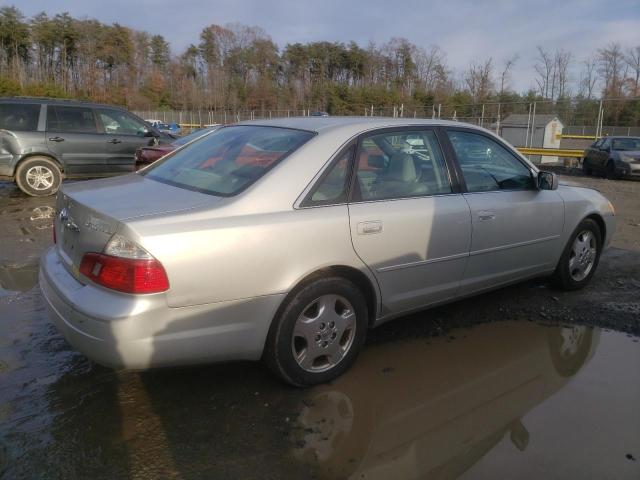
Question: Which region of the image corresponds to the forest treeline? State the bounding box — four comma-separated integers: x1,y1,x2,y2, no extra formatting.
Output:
0,6,638,125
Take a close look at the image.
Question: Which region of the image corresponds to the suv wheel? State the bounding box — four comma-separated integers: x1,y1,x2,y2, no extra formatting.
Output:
15,157,62,197
581,159,592,176
605,160,620,180
551,218,602,290
264,277,368,386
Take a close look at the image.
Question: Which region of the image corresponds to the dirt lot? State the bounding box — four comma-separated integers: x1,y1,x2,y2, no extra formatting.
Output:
0,172,639,479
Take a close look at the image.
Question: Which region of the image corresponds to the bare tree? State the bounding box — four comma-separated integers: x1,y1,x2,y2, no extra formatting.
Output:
413,44,446,92
598,43,626,97
498,54,518,97
534,46,553,98
464,58,493,102
624,45,640,95
554,49,572,98
578,56,599,99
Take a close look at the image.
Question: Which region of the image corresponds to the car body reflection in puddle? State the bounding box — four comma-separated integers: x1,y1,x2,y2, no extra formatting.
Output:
293,321,598,479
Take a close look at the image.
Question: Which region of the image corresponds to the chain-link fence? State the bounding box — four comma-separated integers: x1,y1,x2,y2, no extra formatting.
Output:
135,97,640,140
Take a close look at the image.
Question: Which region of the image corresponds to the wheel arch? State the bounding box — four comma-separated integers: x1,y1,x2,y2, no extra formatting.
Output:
16,152,64,175
584,213,606,244
273,265,379,331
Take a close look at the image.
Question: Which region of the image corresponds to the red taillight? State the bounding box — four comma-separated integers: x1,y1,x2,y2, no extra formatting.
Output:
79,253,169,294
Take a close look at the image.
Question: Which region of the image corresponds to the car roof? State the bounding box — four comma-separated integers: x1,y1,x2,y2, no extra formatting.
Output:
0,97,125,109
238,116,469,134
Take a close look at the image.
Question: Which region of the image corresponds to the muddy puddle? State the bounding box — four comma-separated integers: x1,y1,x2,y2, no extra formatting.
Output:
0,262,39,296
1,319,638,479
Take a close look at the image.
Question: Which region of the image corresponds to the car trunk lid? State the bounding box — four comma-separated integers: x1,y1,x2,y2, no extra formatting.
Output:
54,174,220,281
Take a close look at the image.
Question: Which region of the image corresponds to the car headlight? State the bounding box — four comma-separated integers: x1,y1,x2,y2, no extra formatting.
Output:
619,153,632,162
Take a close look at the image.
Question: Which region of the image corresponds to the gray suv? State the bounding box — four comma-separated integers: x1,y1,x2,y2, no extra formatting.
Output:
0,98,173,196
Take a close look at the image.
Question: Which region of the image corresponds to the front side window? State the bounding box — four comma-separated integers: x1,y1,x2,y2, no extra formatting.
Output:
446,130,534,192
47,106,97,133
97,109,147,136
0,104,40,131
143,126,314,196
353,129,451,201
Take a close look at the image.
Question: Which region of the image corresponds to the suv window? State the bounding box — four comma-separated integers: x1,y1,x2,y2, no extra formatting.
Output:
353,129,451,201
0,103,40,132
47,106,97,133
304,146,354,206
97,109,147,136
446,130,534,192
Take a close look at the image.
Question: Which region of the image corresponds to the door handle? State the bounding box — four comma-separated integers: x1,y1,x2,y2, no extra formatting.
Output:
478,210,496,221
107,138,122,144
357,221,382,235
48,136,65,142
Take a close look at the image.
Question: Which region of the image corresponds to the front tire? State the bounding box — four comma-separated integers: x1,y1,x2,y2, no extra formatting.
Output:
551,219,602,290
15,156,62,197
581,159,592,176
264,277,368,387
605,160,619,180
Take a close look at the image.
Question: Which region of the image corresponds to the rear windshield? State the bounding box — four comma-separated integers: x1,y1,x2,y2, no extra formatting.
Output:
173,127,215,146
143,125,314,196
0,103,40,131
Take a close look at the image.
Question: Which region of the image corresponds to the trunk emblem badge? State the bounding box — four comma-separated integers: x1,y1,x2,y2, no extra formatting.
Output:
58,207,80,233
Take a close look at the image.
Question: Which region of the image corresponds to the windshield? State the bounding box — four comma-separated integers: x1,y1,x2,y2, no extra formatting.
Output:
612,138,640,151
173,128,217,146
143,125,314,196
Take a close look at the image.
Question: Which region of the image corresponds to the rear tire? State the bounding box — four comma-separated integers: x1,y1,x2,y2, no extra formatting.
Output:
263,276,368,387
15,156,62,197
551,219,602,291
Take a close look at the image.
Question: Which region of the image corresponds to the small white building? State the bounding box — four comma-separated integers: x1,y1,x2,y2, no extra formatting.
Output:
498,114,564,164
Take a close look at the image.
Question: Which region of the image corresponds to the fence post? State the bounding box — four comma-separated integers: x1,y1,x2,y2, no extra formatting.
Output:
529,102,537,147
437,104,441,119
370,105,374,116
525,103,532,147
480,104,485,127
400,103,404,117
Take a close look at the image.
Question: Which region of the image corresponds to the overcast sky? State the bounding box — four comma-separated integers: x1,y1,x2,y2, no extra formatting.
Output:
16,0,640,92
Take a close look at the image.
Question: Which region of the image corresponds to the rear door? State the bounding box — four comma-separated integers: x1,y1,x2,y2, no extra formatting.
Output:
96,108,156,173
444,128,564,294
347,128,471,314
45,105,107,176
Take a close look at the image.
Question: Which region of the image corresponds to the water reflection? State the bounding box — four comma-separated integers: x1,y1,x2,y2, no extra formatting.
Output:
0,262,39,295
293,321,598,479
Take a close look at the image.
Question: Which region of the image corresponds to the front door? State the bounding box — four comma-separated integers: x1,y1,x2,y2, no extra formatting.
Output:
96,108,157,174
45,105,107,176
348,128,471,315
444,129,564,294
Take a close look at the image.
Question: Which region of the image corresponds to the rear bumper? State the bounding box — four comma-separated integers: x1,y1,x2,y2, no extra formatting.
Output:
39,246,283,369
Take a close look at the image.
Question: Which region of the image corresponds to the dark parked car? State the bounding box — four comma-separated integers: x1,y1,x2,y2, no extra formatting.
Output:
582,136,640,179
0,98,174,196
134,126,220,170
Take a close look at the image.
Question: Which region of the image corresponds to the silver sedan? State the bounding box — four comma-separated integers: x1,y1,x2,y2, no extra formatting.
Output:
40,118,616,386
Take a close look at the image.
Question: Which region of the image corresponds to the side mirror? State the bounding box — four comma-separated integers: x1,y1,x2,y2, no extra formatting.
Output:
143,128,157,138
538,171,558,190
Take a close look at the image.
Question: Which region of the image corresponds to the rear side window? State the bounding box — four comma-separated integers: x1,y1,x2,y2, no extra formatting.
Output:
447,130,534,192
353,129,452,201
0,104,40,132
47,106,97,133
303,146,354,206
143,126,314,196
